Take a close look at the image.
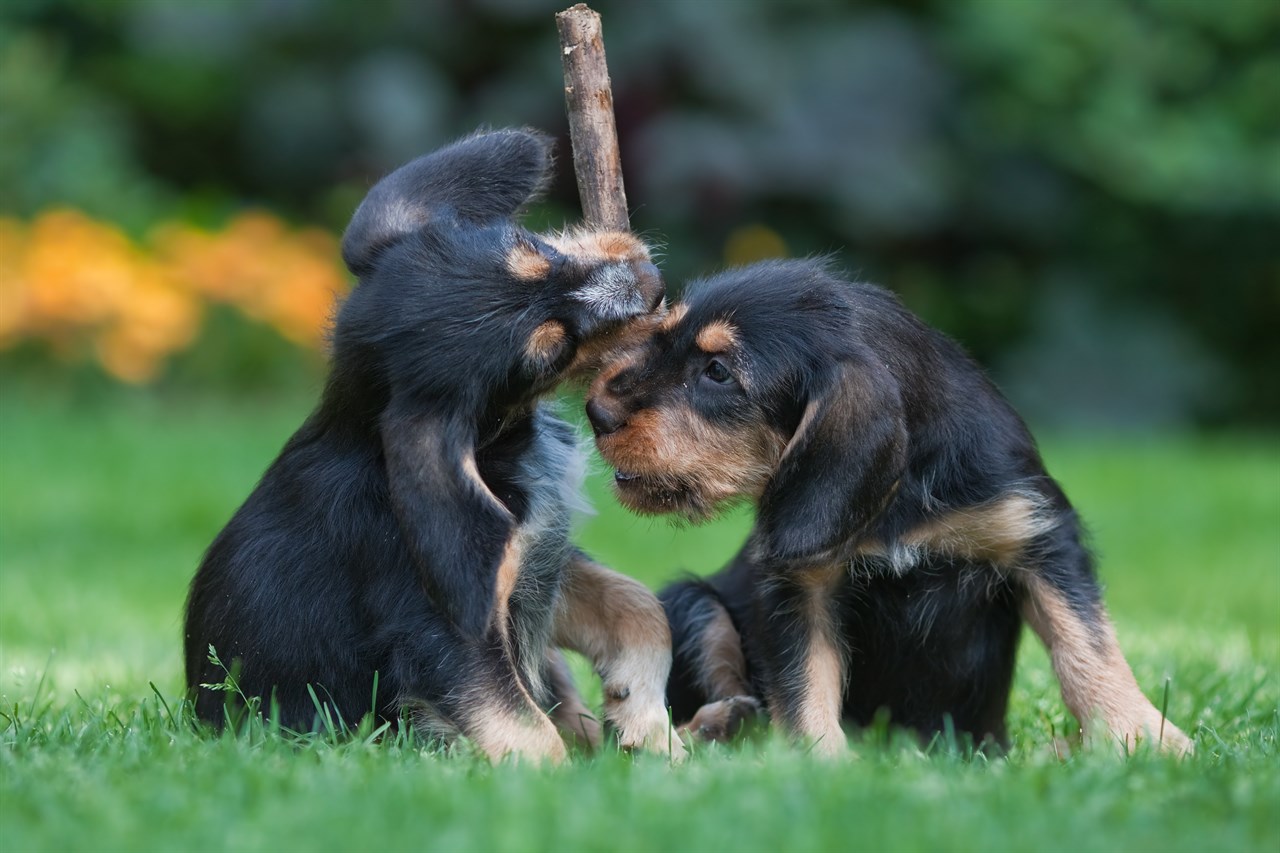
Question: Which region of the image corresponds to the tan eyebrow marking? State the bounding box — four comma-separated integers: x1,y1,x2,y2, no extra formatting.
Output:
507,242,552,280
695,320,738,354
657,302,689,332
525,320,568,362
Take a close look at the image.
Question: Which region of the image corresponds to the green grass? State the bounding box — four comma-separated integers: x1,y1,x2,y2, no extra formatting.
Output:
2,387,1278,852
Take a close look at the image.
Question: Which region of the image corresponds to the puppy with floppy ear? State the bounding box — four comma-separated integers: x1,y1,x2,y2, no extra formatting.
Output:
587,258,1193,756
184,129,684,763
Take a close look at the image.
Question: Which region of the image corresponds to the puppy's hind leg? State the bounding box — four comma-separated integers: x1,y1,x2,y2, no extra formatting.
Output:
399,637,567,765
1019,522,1193,755
661,579,762,744
554,553,688,761
543,648,603,752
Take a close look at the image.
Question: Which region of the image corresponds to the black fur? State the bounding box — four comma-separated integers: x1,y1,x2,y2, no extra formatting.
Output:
591,259,1119,748
662,556,1023,745
184,129,662,736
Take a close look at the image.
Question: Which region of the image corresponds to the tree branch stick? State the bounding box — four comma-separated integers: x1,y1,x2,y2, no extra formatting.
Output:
556,4,629,231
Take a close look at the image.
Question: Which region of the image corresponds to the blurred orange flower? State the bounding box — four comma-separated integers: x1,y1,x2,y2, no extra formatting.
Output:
0,209,348,383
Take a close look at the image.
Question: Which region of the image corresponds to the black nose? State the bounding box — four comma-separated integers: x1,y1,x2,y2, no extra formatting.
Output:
586,397,625,436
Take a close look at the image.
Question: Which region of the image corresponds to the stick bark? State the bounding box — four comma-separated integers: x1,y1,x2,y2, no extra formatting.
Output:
556,4,629,231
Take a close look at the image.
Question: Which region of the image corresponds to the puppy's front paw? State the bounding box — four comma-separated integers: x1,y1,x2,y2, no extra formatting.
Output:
548,229,664,318
680,695,764,744
807,732,851,760
615,712,688,763
1155,723,1195,756
1101,710,1195,757
605,689,688,762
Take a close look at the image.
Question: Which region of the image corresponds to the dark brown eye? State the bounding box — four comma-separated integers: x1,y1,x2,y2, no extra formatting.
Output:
703,358,733,385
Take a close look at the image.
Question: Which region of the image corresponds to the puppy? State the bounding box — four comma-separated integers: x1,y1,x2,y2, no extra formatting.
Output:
586,258,1193,756
185,129,685,763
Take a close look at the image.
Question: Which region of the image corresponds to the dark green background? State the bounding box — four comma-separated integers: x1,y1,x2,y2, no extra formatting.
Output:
4,0,1276,426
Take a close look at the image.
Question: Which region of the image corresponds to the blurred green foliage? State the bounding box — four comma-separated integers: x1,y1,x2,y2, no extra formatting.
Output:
1,0,1276,425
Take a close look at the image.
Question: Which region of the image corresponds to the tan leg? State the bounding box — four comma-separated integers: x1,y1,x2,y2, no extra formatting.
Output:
553,555,687,761
433,640,568,765
793,573,847,758
756,568,848,758
1022,575,1192,755
462,698,569,764
544,649,603,751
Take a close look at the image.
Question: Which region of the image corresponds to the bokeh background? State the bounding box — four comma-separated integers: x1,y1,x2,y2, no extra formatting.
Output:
2,7,1279,849
3,0,1277,427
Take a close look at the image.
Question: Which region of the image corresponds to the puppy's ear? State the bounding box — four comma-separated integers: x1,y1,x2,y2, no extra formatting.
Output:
755,359,907,567
342,128,554,275
381,401,515,642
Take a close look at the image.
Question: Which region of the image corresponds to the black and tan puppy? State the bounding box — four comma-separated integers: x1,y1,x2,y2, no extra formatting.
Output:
185,129,686,763
586,258,1192,756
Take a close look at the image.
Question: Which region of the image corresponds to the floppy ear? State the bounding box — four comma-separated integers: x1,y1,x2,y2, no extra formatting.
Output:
755,358,907,567
381,400,515,642
342,128,554,275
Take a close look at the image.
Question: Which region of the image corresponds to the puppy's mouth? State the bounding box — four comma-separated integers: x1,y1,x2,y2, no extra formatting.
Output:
610,469,713,522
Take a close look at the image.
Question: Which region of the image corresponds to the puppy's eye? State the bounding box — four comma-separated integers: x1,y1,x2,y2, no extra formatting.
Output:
703,358,733,385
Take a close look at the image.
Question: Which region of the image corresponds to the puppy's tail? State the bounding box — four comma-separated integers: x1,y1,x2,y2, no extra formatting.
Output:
342,128,554,275
659,578,751,725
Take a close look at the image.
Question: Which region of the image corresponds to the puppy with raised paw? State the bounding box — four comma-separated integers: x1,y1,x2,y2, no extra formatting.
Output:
586,258,1193,757
185,129,685,763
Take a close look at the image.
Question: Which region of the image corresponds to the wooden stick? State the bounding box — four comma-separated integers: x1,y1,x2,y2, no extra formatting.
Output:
556,4,629,231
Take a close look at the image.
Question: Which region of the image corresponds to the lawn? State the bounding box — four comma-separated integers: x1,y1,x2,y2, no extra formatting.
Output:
1,387,1277,852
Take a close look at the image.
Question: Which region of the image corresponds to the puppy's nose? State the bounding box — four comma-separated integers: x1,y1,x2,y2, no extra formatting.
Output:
586,397,626,436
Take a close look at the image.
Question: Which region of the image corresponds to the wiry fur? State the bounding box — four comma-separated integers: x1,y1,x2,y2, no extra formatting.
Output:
184,129,684,763
588,258,1192,755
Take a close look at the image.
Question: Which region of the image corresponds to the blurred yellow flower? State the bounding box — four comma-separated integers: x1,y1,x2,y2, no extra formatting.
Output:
0,209,349,383
723,224,788,268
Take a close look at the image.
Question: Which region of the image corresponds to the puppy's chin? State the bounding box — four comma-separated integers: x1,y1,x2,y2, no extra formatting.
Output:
610,470,727,525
